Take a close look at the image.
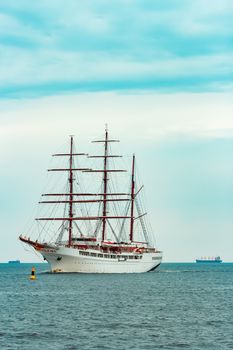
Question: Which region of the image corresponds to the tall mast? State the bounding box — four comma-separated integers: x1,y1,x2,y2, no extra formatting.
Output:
130,154,135,242
102,128,108,242
68,136,74,246
37,137,88,244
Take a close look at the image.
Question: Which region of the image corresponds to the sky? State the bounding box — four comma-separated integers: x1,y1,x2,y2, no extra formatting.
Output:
0,0,233,262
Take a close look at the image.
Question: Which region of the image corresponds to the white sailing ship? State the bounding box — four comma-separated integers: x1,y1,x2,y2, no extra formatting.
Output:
19,129,162,273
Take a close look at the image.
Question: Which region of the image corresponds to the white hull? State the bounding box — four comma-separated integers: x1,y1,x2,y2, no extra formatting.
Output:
41,246,162,273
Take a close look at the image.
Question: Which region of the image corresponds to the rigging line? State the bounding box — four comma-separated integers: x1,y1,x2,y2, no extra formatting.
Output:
109,171,126,237
118,201,130,242
115,197,125,237
124,166,133,240
73,221,84,236
38,195,62,243
135,196,149,244
21,200,39,238
107,220,120,243
94,221,100,237
37,220,54,243
108,176,120,239
34,247,45,262
25,211,38,241
96,183,104,237
51,224,67,244
137,180,154,247
56,221,68,244
21,241,44,262
37,217,50,242
35,189,53,241
36,221,44,242
56,198,68,243
46,158,68,193
77,172,97,235
75,157,96,234
79,206,90,233
93,182,103,238
42,143,69,197
73,179,84,236
137,185,152,244
94,199,102,237
81,186,93,234
39,154,55,196
95,220,102,238
73,156,89,234
20,239,33,253
146,221,155,248
116,172,131,242
34,143,70,243
108,143,123,238
145,215,154,246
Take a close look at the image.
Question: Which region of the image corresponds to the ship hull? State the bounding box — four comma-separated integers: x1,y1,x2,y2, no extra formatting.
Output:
41,246,162,273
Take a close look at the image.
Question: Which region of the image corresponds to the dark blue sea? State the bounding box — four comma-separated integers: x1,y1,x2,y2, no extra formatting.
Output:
0,263,233,350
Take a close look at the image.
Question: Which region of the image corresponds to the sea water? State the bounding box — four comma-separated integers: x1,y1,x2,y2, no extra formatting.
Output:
0,263,233,350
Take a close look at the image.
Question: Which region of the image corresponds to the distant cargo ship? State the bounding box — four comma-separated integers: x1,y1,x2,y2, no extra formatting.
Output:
8,260,20,264
196,256,222,263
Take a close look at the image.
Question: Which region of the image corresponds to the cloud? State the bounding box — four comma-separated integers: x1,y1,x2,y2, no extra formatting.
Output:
0,92,233,145
0,0,232,98
0,48,232,99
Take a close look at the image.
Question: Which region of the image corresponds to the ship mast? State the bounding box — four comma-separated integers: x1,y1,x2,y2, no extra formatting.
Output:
36,137,88,245
102,128,108,242
130,154,135,242
88,128,131,243
68,136,74,247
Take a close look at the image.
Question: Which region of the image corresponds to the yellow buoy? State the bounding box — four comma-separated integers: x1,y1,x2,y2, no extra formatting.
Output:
30,266,36,280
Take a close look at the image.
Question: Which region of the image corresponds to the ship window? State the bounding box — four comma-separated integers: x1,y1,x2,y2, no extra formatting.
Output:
129,256,134,259
98,254,103,258
105,254,110,258
80,251,88,256
80,251,89,256
90,253,96,257
111,255,116,259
